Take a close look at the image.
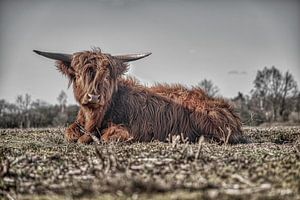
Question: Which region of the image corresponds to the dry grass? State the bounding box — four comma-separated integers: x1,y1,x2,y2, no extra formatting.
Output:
0,127,300,200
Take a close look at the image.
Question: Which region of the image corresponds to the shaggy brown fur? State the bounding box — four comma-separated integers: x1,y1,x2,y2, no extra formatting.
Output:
53,49,247,144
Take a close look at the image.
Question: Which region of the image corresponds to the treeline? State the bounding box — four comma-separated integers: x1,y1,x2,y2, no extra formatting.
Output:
231,66,299,125
0,92,79,128
198,66,300,126
0,66,299,128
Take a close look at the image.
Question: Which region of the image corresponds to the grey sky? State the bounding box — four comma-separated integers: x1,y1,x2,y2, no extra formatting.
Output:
0,0,299,104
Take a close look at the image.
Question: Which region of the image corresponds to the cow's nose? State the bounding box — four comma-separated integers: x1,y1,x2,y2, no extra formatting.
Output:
87,94,100,103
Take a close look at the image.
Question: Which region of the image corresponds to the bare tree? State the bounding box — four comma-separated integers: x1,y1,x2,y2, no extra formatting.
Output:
16,94,32,128
53,90,68,126
252,66,298,121
279,71,298,117
57,90,67,113
198,79,220,97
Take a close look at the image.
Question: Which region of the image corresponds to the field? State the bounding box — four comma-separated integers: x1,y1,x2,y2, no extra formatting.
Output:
1,127,300,200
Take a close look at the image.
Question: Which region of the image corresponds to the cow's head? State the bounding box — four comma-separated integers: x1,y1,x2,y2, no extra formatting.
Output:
34,48,151,108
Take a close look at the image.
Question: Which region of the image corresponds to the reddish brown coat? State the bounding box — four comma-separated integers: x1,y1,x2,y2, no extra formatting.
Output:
52,49,247,144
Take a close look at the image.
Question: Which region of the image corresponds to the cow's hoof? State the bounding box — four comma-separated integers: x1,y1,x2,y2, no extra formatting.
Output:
65,123,83,143
78,134,93,144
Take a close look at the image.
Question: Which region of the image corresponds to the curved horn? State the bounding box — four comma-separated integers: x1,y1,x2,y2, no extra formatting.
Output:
33,50,72,62
114,52,152,62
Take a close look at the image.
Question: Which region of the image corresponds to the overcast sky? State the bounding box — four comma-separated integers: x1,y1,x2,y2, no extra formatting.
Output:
0,0,299,104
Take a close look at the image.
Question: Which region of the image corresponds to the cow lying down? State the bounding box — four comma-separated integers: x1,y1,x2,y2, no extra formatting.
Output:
34,49,248,144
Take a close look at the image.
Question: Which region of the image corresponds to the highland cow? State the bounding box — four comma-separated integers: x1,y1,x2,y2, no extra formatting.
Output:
34,48,248,144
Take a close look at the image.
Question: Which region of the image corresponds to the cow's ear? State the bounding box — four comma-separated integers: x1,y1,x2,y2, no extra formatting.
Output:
102,59,128,79
56,61,75,78
112,52,151,76
116,63,129,76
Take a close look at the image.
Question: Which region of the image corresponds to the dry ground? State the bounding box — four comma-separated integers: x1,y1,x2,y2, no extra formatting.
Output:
0,127,300,200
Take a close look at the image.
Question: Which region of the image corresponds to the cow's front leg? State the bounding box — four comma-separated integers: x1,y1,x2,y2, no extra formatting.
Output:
77,120,97,144
77,106,109,144
65,109,85,142
101,124,132,142
77,110,101,144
